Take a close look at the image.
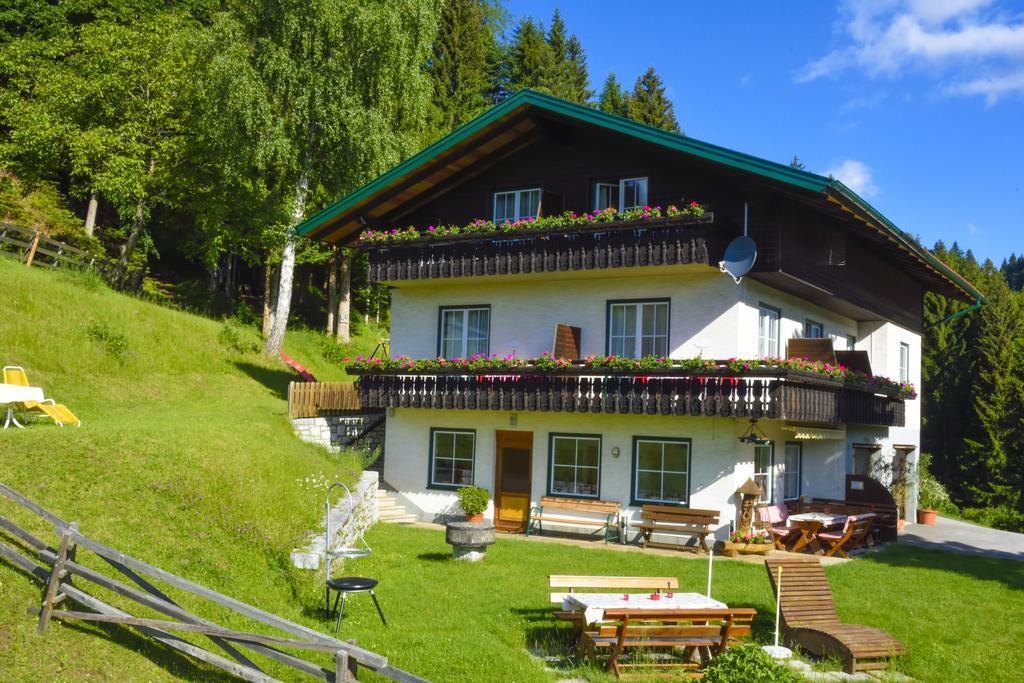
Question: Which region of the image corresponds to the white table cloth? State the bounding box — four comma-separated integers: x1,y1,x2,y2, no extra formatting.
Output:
787,512,846,526
0,383,45,429
562,592,727,625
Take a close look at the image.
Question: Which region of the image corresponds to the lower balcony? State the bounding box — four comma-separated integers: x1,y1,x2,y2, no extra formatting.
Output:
353,370,906,428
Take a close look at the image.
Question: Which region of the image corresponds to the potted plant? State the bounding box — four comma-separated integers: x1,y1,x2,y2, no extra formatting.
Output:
916,453,949,526
457,485,490,523
721,529,773,556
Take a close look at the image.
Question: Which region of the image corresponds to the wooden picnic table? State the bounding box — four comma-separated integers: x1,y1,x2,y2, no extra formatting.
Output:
786,512,847,555
562,591,726,625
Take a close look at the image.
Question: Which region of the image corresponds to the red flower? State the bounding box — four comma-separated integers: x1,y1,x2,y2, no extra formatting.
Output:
690,201,699,207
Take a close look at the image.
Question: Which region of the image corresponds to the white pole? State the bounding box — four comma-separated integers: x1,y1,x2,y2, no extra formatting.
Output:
706,546,714,602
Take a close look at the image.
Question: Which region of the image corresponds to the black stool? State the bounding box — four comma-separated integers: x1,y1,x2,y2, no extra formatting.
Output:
326,576,386,636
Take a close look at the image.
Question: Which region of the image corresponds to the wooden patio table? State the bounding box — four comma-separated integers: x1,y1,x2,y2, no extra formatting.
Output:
562,592,726,626
786,512,847,555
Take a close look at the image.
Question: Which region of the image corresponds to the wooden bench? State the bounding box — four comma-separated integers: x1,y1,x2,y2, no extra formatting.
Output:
633,505,719,553
548,575,680,639
527,496,621,544
581,607,756,678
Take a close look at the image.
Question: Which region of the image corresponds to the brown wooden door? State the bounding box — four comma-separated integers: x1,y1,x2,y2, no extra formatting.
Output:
494,430,533,532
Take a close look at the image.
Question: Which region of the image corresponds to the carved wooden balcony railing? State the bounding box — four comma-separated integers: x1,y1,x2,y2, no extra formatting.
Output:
351,368,906,427
359,214,715,283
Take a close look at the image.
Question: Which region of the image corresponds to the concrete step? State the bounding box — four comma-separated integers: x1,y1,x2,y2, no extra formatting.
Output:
379,507,415,519
380,515,418,525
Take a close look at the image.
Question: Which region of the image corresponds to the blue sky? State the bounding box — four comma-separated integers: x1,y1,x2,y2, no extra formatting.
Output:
506,1,1023,265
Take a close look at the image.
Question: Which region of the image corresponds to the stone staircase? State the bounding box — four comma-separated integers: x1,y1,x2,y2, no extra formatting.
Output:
377,488,417,524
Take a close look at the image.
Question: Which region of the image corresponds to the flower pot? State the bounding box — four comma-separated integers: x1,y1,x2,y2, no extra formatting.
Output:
897,518,906,532
721,542,773,557
917,508,938,526
466,513,485,524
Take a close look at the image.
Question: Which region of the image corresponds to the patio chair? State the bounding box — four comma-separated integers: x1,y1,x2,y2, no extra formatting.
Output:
816,513,875,558
764,556,905,674
2,366,81,427
756,503,800,550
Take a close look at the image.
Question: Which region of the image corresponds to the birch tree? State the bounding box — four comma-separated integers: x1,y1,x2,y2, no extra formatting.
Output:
195,0,440,355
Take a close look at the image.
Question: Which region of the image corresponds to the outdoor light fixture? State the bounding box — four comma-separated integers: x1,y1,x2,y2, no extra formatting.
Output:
737,419,771,446
611,446,621,458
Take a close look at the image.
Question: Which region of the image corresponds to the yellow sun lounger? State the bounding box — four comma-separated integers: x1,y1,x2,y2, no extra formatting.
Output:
2,366,81,427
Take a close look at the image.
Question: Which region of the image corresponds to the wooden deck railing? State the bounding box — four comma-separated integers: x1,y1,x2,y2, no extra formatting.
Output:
287,381,362,419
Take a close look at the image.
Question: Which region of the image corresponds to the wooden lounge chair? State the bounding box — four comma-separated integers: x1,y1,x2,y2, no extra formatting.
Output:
580,607,756,678
816,513,875,558
764,557,905,674
756,503,801,550
2,366,81,427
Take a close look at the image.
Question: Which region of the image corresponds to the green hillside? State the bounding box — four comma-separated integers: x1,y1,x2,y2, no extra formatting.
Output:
0,259,365,681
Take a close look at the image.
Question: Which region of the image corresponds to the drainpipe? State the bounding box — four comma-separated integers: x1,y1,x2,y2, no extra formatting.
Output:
924,297,985,329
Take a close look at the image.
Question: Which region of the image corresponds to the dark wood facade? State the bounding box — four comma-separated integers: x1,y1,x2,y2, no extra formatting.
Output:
352,369,906,428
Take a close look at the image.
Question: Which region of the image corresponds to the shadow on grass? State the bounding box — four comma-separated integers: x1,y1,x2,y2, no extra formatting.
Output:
857,543,1024,590
416,552,451,562
233,361,295,400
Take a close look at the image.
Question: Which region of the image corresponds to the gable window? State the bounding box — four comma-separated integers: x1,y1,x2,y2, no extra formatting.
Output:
633,438,690,505
758,305,780,359
753,443,774,502
429,428,475,489
493,188,541,223
804,319,824,338
607,300,669,358
846,334,857,351
438,306,490,359
593,178,648,212
783,443,802,501
549,434,601,498
619,177,648,211
899,342,910,383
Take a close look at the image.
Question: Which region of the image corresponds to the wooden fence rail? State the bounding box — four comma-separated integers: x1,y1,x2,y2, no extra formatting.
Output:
0,481,427,683
288,382,362,419
0,222,105,271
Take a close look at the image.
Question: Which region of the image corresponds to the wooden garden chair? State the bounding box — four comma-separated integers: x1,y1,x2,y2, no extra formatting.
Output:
764,557,905,674
816,513,875,558
756,503,801,550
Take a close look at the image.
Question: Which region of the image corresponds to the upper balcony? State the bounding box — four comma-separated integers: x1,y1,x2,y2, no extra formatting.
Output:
347,358,910,428
357,211,715,284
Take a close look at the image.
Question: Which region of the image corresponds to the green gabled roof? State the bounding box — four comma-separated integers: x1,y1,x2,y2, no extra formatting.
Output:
296,89,982,303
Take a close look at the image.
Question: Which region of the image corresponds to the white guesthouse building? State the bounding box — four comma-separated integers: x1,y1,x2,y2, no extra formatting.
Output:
297,91,982,541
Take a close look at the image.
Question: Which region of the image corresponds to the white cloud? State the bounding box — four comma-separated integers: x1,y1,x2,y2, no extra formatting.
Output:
798,1,1024,102
824,160,880,197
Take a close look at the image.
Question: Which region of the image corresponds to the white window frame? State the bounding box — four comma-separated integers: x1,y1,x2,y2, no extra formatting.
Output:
753,443,774,502
783,442,801,501
618,177,648,211
438,306,490,359
594,182,618,211
549,434,602,498
804,319,824,339
429,428,475,489
633,438,691,505
492,188,541,223
607,300,670,358
758,304,780,359
899,342,910,383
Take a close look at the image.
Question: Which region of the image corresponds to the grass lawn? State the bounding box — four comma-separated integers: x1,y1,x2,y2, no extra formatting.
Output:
1,258,1022,683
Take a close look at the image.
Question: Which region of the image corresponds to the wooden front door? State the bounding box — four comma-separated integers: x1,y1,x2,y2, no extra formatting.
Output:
494,430,533,533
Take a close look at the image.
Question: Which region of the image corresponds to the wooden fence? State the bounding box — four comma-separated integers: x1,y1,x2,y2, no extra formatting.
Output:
0,222,105,271
0,481,427,682
288,382,362,419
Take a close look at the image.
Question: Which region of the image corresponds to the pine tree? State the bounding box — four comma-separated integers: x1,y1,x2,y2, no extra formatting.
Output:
562,35,592,103
790,155,806,170
509,17,552,92
427,0,493,135
626,66,680,133
598,72,628,116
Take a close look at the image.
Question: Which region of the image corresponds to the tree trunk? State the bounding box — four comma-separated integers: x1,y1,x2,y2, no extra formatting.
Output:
84,191,98,237
117,155,155,287
336,250,351,343
263,174,309,355
326,250,338,335
262,258,278,337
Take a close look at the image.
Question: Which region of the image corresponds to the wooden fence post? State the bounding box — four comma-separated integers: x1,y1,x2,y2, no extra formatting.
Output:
37,522,77,634
24,230,41,267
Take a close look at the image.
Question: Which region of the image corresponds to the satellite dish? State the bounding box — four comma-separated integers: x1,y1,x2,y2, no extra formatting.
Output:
719,203,757,284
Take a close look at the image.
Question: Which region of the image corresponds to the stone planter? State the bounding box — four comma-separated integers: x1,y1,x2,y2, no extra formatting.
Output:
445,521,495,562
917,508,937,525
721,542,773,557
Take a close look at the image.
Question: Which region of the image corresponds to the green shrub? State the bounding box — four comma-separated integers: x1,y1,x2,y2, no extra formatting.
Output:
918,453,957,514
85,320,129,361
457,485,490,516
702,645,802,683
962,505,1024,533
217,322,261,354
